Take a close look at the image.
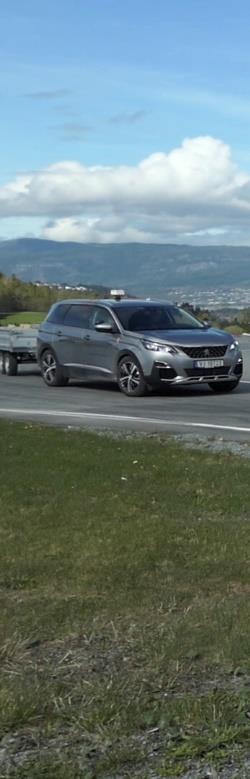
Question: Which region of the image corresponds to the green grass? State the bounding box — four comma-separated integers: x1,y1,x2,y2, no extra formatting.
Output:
0,421,250,777
0,311,46,326
224,324,244,335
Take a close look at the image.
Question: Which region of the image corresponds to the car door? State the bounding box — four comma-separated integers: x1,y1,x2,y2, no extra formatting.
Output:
85,305,120,376
55,304,92,372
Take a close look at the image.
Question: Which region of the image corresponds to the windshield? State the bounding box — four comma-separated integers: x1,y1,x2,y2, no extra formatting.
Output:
114,304,204,331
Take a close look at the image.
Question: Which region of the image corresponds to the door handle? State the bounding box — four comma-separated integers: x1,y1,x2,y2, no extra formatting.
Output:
56,330,62,336
84,334,91,341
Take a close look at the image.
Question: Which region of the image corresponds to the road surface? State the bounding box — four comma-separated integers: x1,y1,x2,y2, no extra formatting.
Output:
0,337,250,440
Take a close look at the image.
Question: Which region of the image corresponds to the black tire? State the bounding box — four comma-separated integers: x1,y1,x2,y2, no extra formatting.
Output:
0,351,6,375
4,352,18,376
117,355,148,397
208,379,240,393
40,349,68,387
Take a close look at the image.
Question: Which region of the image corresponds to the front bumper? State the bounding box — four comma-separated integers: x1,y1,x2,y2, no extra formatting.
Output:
147,352,243,387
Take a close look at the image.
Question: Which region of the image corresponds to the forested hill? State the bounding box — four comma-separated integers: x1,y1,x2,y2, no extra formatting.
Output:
1,238,250,294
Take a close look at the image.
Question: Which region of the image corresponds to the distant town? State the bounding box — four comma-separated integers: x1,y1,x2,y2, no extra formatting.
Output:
154,287,250,312
34,281,88,293
33,280,250,313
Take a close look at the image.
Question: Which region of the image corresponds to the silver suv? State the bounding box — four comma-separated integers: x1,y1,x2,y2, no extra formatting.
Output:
37,299,243,397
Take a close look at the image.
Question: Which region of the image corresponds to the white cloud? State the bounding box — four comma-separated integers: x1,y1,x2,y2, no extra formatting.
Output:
42,216,156,243
25,89,72,100
185,227,229,238
1,136,250,243
108,109,149,125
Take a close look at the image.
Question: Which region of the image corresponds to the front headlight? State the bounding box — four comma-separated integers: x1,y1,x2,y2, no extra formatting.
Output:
229,340,239,351
142,340,178,355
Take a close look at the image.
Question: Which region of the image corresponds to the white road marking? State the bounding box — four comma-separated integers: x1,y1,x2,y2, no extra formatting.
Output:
0,406,250,434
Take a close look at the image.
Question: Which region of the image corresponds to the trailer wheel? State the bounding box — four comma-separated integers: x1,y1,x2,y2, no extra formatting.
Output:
4,353,18,376
0,351,6,375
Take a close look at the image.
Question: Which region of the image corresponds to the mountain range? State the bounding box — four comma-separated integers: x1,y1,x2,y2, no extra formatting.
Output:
1,238,250,294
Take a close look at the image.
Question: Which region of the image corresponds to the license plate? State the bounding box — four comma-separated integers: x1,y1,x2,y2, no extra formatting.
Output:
195,359,224,368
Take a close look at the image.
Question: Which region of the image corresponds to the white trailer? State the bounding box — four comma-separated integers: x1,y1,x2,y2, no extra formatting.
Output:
0,327,38,375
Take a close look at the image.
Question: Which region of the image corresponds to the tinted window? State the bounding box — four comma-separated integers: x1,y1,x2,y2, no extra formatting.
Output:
113,304,203,331
47,304,70,324
90,306,117,329
63,304,93,328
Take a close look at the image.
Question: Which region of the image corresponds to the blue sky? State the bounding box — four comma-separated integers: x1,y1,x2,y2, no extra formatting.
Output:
1,0,250,243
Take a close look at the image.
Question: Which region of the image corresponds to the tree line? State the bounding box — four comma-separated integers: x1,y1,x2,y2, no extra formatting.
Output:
0,272,101,313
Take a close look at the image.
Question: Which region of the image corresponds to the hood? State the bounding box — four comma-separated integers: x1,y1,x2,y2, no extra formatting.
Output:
129,328,233,346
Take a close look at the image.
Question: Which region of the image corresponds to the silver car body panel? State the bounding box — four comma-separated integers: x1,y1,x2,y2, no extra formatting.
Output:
37,299,243,387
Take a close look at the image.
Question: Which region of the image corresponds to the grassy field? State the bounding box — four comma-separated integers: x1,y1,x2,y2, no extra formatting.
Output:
0,311,46,326
0,422,250,778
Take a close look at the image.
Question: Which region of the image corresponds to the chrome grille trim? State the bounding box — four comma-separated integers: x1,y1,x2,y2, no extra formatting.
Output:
181,345,227,359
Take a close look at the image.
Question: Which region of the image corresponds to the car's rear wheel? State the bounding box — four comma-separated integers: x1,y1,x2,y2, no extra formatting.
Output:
117,355,147,397
40,349,68,387
208,379,240,393
4,352,18,376
0,351,6,375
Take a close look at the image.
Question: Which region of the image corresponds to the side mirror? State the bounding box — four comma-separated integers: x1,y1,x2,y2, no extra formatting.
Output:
95,322,114,333
203,320,212,328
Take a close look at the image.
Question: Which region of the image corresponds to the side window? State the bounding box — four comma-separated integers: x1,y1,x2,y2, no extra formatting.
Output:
63,305,92,329
46,304,70,324
90,306,117,330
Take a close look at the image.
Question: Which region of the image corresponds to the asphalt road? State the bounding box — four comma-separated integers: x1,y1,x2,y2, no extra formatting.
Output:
0,337,250,440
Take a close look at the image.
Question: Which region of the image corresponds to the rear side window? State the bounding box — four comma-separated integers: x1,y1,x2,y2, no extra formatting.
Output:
46,304,70,324
63,304,93,328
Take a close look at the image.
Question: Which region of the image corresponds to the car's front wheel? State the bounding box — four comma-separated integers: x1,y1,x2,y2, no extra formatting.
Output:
117,355,148,397
40,349,68,387
208,379,240,393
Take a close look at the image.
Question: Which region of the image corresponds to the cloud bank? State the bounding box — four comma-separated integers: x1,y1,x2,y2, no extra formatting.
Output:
1,136,250,243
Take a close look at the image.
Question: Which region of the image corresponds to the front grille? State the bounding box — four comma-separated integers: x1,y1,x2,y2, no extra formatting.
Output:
186,366,230,378
182,345,227,359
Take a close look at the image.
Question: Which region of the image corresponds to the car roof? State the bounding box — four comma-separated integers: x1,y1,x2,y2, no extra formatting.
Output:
56,298,173,308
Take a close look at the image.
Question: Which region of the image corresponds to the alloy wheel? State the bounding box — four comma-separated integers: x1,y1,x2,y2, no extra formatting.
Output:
41,351,57,384
119,360,141,393
117,356,148,397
